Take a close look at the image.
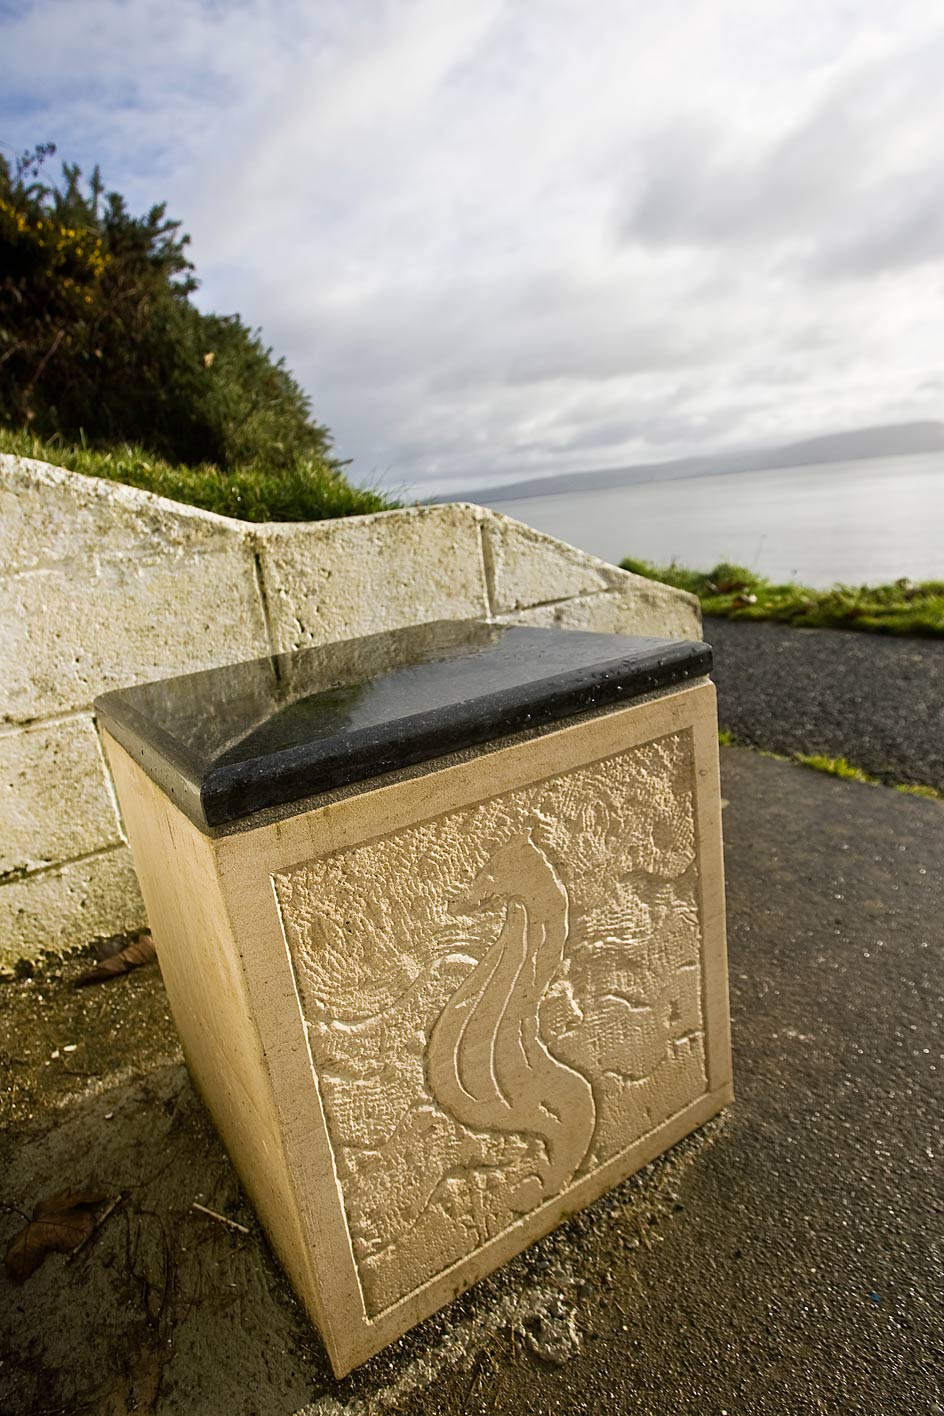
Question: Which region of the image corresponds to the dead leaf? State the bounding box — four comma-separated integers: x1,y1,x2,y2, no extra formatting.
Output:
91,933,131,961
74,933,156,988
5,1189,107,1281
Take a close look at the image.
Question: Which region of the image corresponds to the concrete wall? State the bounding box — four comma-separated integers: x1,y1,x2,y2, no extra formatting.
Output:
1,453,700,967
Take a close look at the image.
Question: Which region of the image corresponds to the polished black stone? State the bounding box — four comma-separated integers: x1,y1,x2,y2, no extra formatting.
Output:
94,620,711,832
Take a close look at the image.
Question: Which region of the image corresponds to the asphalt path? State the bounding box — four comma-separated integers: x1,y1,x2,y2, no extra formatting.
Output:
3,752,941,1415
399,751,944,1416
704,616,944,791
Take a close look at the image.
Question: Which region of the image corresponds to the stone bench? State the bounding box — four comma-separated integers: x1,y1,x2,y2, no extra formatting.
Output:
94,619,732,1376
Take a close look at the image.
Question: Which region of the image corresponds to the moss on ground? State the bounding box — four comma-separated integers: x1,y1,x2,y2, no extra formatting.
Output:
1,427,402,523
718,734,942,800
623,555,944,637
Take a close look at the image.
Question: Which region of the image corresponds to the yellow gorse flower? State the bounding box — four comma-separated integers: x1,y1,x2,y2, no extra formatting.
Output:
0,196,110,281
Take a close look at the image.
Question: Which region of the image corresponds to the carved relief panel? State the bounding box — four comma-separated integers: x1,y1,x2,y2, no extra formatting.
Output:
273,728,708,1318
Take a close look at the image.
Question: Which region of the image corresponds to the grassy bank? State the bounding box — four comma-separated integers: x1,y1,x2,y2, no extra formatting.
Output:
621,556,944,637
1,427,400,522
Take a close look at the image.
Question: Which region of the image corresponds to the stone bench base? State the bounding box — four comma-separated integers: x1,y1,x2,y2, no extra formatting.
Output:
104,675,730,1375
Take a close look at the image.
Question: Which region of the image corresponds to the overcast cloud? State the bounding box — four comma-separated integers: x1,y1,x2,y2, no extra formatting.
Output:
2,0,943,495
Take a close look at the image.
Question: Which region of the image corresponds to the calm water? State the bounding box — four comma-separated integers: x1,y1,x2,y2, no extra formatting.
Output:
494,452,944,587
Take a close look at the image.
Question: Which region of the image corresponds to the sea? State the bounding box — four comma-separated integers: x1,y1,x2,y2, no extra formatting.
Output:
490,451,944,588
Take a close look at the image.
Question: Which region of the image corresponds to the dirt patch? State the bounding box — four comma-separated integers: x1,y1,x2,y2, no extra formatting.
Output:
0,947,723,1415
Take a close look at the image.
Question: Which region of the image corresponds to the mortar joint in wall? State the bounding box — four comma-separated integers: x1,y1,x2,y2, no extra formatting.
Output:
0,839,128,888
477,518,498,620
250,543,279,657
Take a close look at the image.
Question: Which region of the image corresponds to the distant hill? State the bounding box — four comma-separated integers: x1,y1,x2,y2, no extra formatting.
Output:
450,421,944,504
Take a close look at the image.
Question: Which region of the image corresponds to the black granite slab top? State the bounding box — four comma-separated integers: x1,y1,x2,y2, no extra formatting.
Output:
94,620,711,832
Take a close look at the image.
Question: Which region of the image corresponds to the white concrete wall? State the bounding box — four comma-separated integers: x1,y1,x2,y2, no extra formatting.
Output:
1,453,700,966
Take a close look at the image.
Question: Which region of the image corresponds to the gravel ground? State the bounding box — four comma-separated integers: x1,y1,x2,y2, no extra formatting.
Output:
704,616,944,791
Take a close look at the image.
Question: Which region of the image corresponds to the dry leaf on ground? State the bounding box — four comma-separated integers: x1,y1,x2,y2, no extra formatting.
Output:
91,933,133,961
74,933,156,988
5,1189,107,1281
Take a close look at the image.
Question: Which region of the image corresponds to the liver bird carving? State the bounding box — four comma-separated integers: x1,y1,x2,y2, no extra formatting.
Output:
427,833,595,1212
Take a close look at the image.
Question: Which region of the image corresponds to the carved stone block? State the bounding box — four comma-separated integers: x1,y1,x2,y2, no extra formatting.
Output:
97,625,731,1375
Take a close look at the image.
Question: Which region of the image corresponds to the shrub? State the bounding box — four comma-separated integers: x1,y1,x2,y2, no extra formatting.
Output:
0,145,335,472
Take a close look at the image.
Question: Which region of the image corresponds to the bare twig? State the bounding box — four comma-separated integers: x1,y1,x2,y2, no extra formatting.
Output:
0,338,26,367
24,326,65,394
67,1193,123,1261
190,1202,250,1235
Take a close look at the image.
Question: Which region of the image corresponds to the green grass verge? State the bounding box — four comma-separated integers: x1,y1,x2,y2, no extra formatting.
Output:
718,733,942,800
1,427,401,523
621,555,944,637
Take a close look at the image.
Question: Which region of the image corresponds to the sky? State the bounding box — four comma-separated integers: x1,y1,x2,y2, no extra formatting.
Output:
2,0,943,497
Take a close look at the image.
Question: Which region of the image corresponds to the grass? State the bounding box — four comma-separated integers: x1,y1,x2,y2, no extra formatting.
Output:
718,732,943,800
0,426,402,523
621,555,944,638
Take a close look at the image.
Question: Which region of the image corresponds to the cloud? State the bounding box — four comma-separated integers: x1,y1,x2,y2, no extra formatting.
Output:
621,32,944,279
2,0,943,494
